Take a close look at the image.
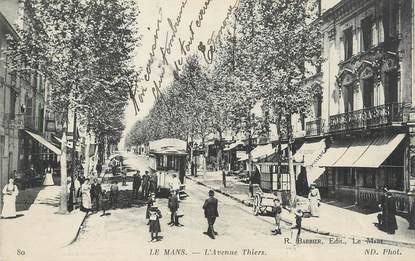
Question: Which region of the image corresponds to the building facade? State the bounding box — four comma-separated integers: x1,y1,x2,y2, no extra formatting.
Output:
302,0,415,214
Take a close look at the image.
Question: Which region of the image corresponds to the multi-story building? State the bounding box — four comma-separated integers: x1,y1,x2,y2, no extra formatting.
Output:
301,0,415,214
0,11,21,204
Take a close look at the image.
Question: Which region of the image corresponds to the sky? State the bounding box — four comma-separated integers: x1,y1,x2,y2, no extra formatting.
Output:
122,0,342,143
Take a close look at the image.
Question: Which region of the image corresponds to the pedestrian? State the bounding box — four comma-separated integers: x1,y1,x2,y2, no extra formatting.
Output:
148,200,162,242
43,165,54,186
383,191,398,234
91,178,102,212
1,178,19,218
148,173,157,195
142,171,150,198
81,178,92,213
27,165,36,188
272,198,282,235
308,184,321,217
168,190,179,226
100,189,110,217
377,187,389,229
291,209,303,243
133,170,142,199
146,193,156,224
169,174,181,196
110,180,119,209
203,190,219,239
121,168,127,186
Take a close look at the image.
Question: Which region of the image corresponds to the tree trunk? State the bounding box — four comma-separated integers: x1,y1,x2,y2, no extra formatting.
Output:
287,115,296,208
84,132,91,177
248,133,253,198
58,127,68,214
202,136,207,177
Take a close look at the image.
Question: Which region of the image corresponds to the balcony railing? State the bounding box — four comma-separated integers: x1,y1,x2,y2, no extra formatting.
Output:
306,117,325,137
329,103,404,133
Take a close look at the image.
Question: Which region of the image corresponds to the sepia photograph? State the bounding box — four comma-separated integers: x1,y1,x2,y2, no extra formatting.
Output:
0,0,415,260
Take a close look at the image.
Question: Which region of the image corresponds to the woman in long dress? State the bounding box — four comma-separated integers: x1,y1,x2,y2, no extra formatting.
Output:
81,178,92,212
1,178,19,218
308,184,321,217
43,165,54,186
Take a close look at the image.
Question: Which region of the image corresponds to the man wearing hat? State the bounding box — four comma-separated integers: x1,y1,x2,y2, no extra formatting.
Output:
203,190,219,239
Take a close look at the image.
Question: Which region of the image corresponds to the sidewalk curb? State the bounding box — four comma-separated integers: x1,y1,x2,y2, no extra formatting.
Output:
187,176,415,249
67,211,89,246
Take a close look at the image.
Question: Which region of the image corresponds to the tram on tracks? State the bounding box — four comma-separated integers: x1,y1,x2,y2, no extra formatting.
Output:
148,138,188,199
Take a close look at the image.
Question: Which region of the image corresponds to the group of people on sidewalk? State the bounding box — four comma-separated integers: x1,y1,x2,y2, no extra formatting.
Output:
132,170,158,199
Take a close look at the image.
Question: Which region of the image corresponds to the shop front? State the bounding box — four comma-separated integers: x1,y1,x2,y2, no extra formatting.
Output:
319,132,409,213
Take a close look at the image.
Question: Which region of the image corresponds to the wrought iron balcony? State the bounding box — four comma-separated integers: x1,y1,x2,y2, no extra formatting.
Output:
329,103,404,133
306,117,325,137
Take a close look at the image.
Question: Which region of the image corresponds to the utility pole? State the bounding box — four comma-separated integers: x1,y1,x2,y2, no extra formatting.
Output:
68,109,76,211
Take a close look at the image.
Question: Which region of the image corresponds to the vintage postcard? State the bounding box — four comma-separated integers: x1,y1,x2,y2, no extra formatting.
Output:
1,0,415,260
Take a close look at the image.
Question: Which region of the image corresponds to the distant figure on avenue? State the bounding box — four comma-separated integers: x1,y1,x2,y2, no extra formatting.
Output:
148,199,162,242
148,173,157,195
81,178,92,212
132,170,142,198
168,190,182,226
169,174,181,196
91,179,102,212
142,171,150,198
100,189,110,217
291,209,303,243
272,198,282,235
121,169,127,186
1,178,19,218
203,190,219,239
110,181,119,209
27,165,36,187
308,184,321,217
43,165,54,186
379,190,398,234
222,170,226,188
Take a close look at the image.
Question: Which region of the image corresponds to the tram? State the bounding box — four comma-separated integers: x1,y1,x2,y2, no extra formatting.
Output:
148,138,188,198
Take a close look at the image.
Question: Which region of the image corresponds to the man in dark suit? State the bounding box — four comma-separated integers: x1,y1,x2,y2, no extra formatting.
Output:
132,170,142,199
203,190,219,239
142,171,150,198
168,191,181,226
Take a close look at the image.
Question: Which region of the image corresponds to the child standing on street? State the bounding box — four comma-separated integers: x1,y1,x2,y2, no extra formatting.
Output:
291,209,303,243
272,198,282,235
100,189,110,217
148,202,162,242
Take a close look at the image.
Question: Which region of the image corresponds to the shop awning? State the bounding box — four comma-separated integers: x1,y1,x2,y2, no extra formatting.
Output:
223,141,244,151
25,130,61,155
353,133,406,168
318,133,406,168
318,139,350,167
333,137,373,167
293,139,326,166
307,166,326,185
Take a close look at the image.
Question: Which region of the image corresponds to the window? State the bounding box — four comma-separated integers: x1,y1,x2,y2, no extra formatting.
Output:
382,0,398,51
10,89,17,120
315,93,322,118
363,77,374,108
362,168,376,188
338,168,355,186
384,71,398,104
344,84,354,113
343,28,353,60
384,167,403,191
361,16,373,51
